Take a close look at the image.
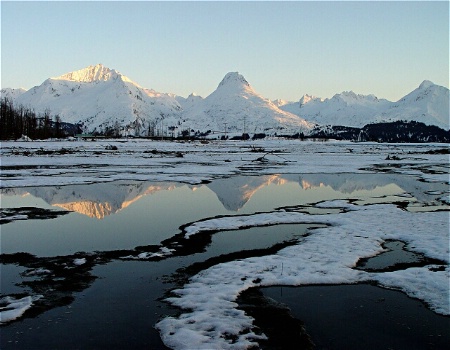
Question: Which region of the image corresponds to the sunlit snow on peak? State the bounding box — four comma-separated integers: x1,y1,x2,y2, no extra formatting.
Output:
53,64,134,85
218,72,250,89
299,94,323,107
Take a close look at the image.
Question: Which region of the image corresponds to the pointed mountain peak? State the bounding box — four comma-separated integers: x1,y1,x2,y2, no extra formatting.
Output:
419,80,434,89
54,64,132,83
218,72,250,89
272,99,288,107
187,92,203,102
340,90,358,98
299,94,322,106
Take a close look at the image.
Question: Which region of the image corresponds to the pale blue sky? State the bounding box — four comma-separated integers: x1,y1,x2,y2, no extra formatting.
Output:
1,1,448,101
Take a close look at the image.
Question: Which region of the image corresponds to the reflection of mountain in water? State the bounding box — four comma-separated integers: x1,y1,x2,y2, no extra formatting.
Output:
296,174,394,193
206,175,287,211
2,174,445,218
207,173,445,210
293,173,446,204
3,182,179,219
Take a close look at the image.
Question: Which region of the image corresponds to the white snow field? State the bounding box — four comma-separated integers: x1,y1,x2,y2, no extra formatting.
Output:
0,139,449,346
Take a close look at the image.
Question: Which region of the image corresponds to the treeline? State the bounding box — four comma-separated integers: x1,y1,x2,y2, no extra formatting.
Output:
0,97,80,140
309,121,450,143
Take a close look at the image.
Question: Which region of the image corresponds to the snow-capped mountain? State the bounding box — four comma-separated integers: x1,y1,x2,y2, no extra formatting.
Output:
9,66,312,136
12,64,183,136
280,81,449,130
175,93,204,110
375,80,449,129
179,72,314,135
4,64,448,134
281,92,392,128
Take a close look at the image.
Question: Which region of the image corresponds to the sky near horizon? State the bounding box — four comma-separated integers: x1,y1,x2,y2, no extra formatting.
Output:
1,1,448,101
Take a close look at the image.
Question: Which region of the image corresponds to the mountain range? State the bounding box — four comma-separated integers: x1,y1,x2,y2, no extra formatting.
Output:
1,64,448,136
279,80,449,129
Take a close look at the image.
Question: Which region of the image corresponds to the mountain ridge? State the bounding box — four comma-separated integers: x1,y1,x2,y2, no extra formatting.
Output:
2,65,448,135
279,80,449,130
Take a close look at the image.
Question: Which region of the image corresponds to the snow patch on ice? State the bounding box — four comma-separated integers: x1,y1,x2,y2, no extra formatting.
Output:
23,268,51,276
157,201,449,350
0,295,42,324
73,258,86,266
0,214,28,223
124,247,176,260
183,211,318,238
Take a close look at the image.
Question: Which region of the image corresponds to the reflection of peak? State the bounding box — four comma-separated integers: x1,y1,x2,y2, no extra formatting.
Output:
54,201,115,219
207,175,283,211
53,190,153,219
11,182,179,219
301,179,325,190
299,174,393,193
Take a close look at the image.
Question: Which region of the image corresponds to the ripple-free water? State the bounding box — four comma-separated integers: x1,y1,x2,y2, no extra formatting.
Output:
0,174,409,256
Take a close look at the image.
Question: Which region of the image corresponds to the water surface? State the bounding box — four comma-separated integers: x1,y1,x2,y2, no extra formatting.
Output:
1,174,409,256
1,172,446,349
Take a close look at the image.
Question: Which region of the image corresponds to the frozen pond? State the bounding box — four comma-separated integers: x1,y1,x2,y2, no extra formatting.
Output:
0,140,448,349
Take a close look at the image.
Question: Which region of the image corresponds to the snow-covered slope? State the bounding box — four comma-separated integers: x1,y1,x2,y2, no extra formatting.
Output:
280,81,449,129
278,94,323,113
175,93,204,110
0,88,27,101
14,64,182,135
181,72,314,135
281,92,392,128
376,80,449,129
